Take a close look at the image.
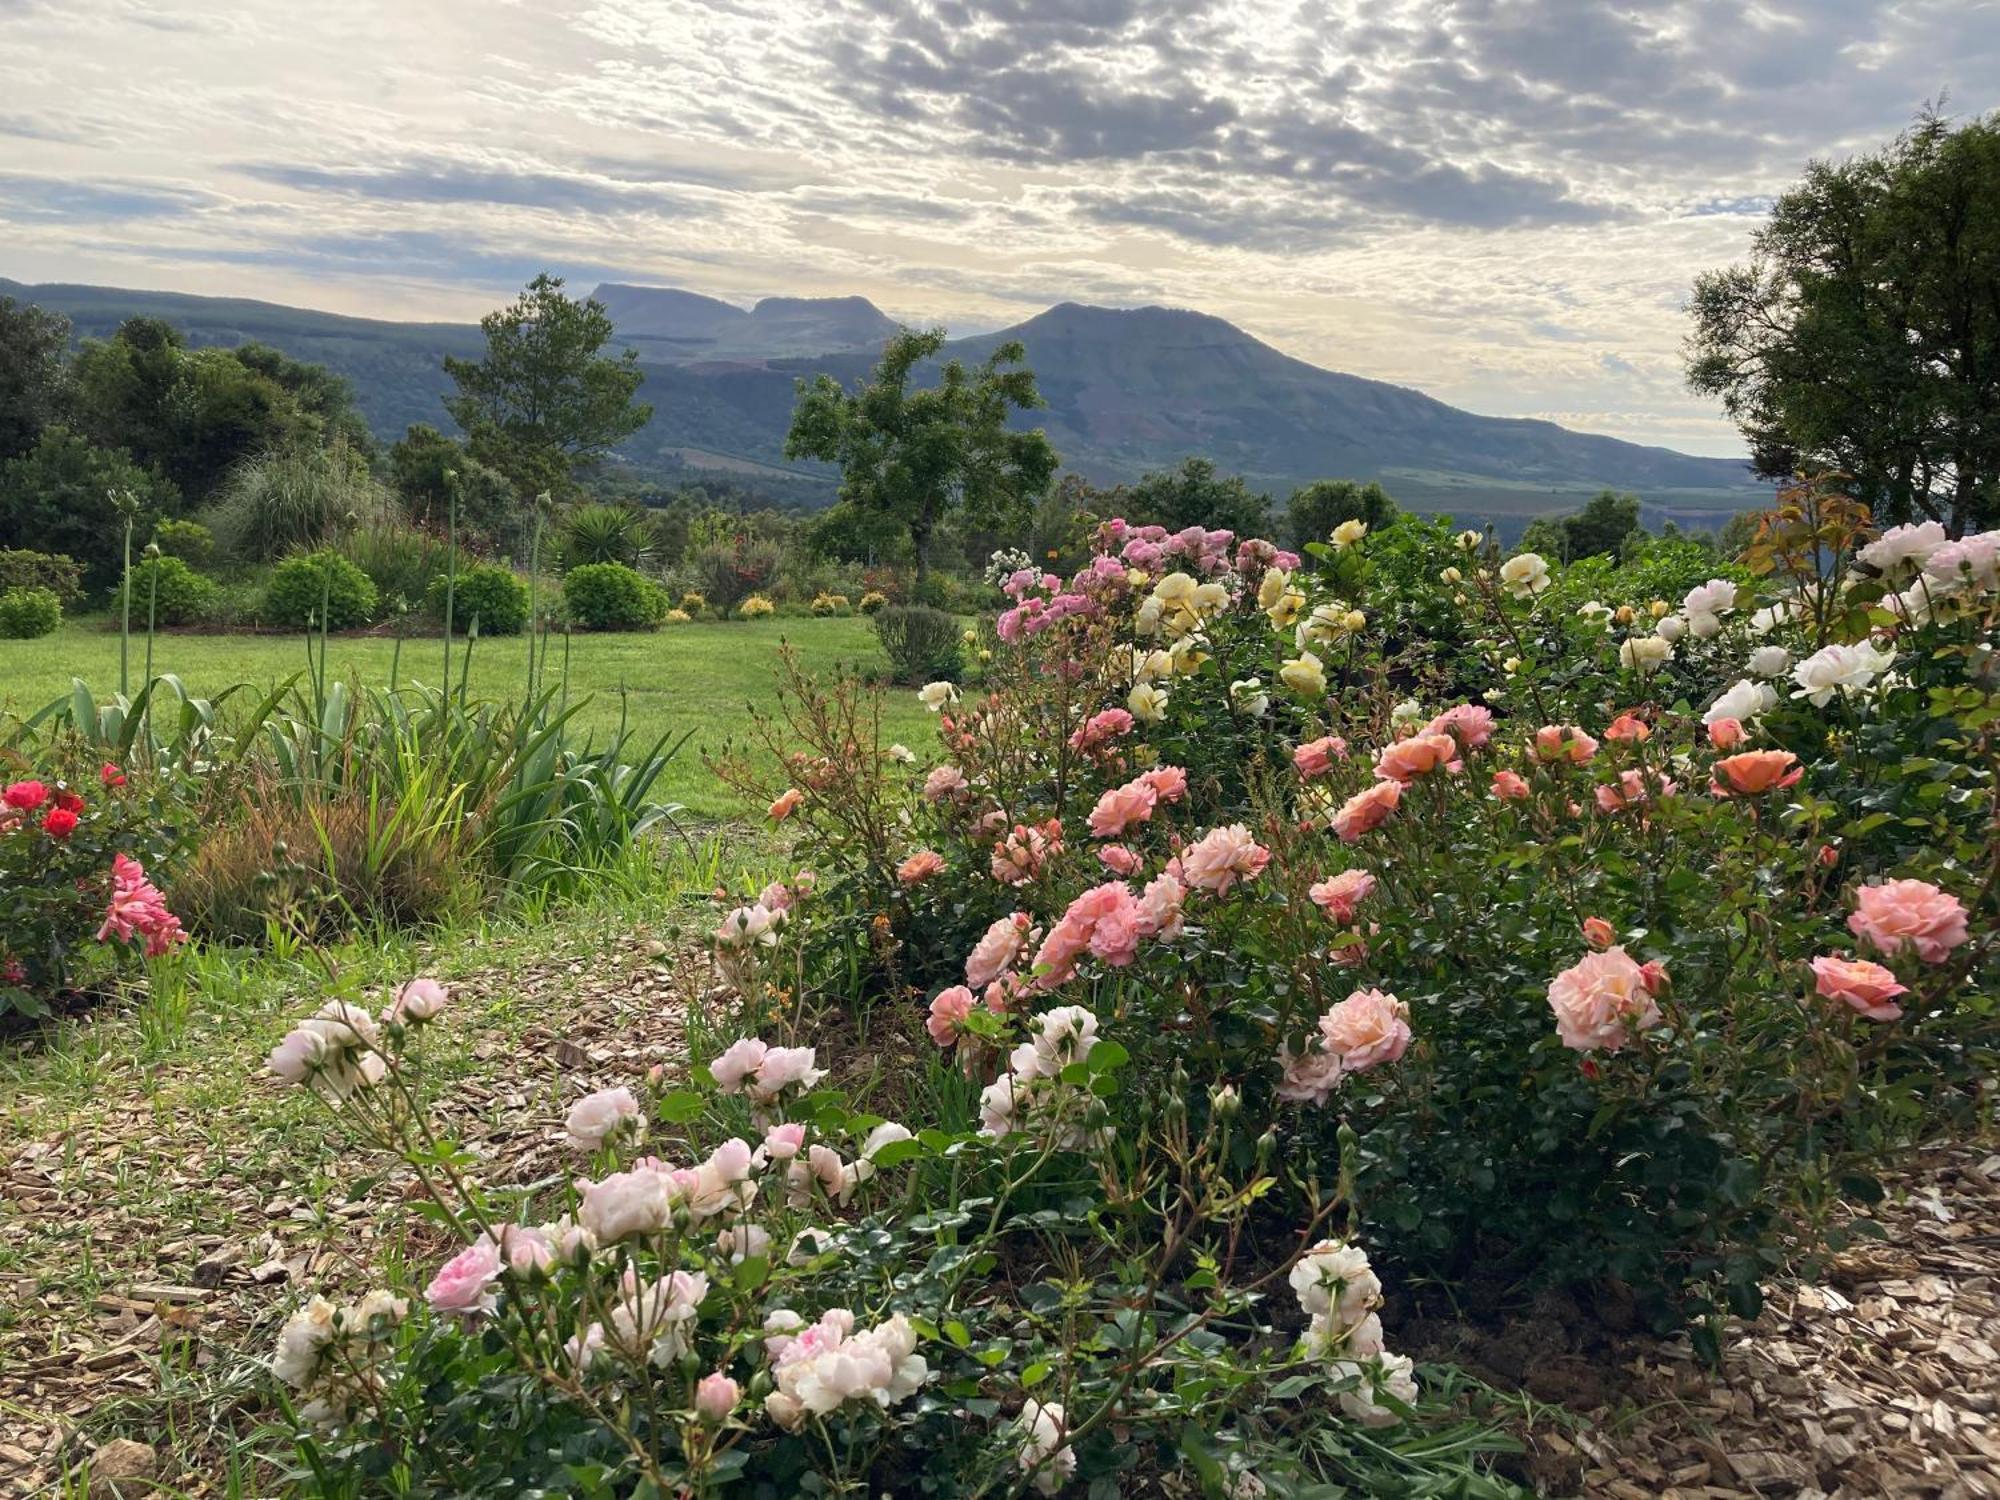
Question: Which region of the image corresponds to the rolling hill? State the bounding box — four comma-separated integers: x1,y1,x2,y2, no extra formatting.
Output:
0,277,1762,526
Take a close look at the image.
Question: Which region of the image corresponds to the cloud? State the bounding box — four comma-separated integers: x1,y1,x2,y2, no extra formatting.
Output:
236,159,696,216
0,172,214,221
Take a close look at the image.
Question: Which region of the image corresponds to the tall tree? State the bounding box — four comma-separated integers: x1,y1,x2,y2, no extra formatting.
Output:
1128,457,1270,538
1686,108,2000,534
443,274,652,501
785,328,1057,588
0,425,177,582
1519,490,1644,562
1285,479,1397,548
0,297,72,462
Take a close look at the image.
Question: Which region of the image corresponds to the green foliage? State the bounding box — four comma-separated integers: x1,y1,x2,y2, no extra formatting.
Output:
785,327,1058,586
687,535,782,613
266,551,379,630
1519,490,1644,562
1688,107,2000,532
0,424,179,583
0,295,72,462
0,585,61,638
119,555,220,626
559,501,654,570
425,562,529,636
560,561,666,631
385,423,516,537
206,438,389,563
1286,478,1397,548
339,523,448,615
0,547,84,603
872,603,962,684
149,516,214,565
443,274,652,500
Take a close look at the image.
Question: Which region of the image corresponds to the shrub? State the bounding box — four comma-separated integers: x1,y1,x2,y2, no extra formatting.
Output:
739,593,775,619
678,590,707,615
208,439,391,563
425,562,529,635
120,555,221,626
0,585,61,638
265,550,379,630
858,588,888,614
0,762,187,1017
0,425,179,584
809,591,848,616
0,547,84,604
872,603,961,682
342,524,447,613
663,607,691,624
559,502,654,570
688,536,782,612
150,517,214,565
561,561,666,631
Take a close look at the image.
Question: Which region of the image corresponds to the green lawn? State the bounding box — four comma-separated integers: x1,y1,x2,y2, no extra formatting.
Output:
0,618,937,819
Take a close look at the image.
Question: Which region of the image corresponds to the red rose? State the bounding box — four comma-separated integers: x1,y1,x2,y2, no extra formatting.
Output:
101,763,127,788
41,807,78,840
54,789,85,814
4,780,49,811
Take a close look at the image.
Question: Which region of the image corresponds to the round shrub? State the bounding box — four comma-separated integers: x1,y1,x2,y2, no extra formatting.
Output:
810,592,850,616
739,593,776,619
872,603,962,683
0,548,84,604
426,562,529,636
561,562,666,631
664,608,692,624
265,550,379,630
858,589,888,615
0,585,61,639
678,590,708,615
150,518,214,566
121,555,221,626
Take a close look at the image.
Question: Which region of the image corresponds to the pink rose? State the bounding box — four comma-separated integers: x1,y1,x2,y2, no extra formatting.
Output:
927,985,976,1044
1532,726,1599,765
1490,769,1530,802
1293,736,1349,779
1331,780,1401,842
1373,732,1460,784
695,1371,740,1421
1139,766,1188,802
1309,869,1375,925
1097,844,1143,875
1087,779,1157,838
1581,916,1616,950
426,1240,502,1316
965,913,1031,988
1847,879,1970,963
1318,988,1411,1071
1707,717,1746,750
1139,872,1186,941
390,977,448,1023
762,1122,807,1160
897,849,947,885
1423,704,1494,750
566,1086,643,1150
923,765,969,803
1275,1043,1345,1105
1179,824,1271,893
1546,946,1662,1052
710,1037,768,1091
1809,955,1908,1022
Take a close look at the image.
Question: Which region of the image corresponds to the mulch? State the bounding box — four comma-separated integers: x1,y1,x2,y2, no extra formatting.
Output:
3,940,1995,1498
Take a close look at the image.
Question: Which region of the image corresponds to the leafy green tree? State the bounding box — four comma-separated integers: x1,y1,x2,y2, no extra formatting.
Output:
0,297,71,462
443,275,652,501
1520,490,1644,562
785,328,1058,588
1127,457,1270,538
1285,479,1397,548
1687,108,2000,533
0,425,177,583
386,423,514,533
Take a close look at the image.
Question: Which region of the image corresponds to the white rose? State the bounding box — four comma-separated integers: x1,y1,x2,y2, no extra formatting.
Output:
1746,645,1791,678
1655,614,1687,643
1498,553,1551,598
917,681,958,712
1792,640,1897,707
1618,635,1673,672
1683,579,1739,620
1230,677,1270,717
1127,681,1169,723
1333,1352,1418,1428
1704,677,1777,725
1858,521,1948,577
565,1086,642,1151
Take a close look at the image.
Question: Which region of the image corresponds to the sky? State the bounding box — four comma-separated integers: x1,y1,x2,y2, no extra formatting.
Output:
1,0,1995,457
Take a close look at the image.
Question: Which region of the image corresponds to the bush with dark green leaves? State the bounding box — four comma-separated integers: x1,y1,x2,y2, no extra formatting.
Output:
265,550,379,630
0,585,61,638
560,561,666,631
872,603,962,683
0,548,84,604
426,562,530,635
149,518,214,566
119,556,221,626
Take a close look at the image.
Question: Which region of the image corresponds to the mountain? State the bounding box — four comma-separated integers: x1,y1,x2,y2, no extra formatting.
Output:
590,283,901,363
0,277,1761,527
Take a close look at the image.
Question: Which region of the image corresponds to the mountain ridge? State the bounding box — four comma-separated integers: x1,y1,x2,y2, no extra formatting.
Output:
0,275,1761,525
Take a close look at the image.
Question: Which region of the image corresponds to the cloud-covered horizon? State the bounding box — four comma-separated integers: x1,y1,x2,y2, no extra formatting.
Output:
2,0,1994,456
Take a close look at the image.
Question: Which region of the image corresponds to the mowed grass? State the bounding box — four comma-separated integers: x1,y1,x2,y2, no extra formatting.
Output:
0,617,937,819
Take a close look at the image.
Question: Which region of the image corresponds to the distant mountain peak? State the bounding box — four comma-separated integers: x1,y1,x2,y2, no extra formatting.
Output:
588,282,897,360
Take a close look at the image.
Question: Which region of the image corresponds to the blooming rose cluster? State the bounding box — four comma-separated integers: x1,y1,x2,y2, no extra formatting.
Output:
270,1289,408,1424
1290,1239,1417,1427
1276,988,1413,1105
763,1307,930,1431
978,1005,1108,1147
1546,947,1667,1052
709,1037,827,1106
97,853,186,957
1031,874,1184,984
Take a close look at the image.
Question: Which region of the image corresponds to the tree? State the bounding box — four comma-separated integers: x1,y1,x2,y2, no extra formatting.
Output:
1285,479,1397,548
443,274,652,501
1519,490,1643,563
785,328,1057,588
1687,108,2000,534
387,423,515,534
0,425,177,583
1127,457,1270,538
0,297,71,462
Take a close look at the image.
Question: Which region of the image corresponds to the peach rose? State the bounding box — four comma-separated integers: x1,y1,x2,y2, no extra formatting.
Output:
1309,869,1376,925
1706,717,1746,750
1373,732,1460,784
896,849,946,885
1423,704,1495,750
1292,736,1348,779
1087,780,1157,839
768,788,804,821
1097,844,1143,875
1490,769,1530,801
923,765,969,802
965,913,1030,988
1139,766,1188,802
1546,946,1662,1052
1603,713,1651,742
1180,824,1271,893
1532,725,1599,765
1331,780,1402,842
1847,879,1970,963
1581,916,1616,950
1808,955,1907,1022
1711,750,1802,797
1318,988,1411,1072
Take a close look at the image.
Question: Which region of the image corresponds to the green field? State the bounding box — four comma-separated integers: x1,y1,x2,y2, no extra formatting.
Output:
0,618,936,819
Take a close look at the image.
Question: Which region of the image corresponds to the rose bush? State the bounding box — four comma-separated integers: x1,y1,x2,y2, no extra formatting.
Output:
724,489,1996,1341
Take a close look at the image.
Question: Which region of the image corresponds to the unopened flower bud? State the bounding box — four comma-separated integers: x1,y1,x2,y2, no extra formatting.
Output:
1439,567,1462,585
1210,1084,1241,1120
1648,600,1669,618
1614,605,1636,625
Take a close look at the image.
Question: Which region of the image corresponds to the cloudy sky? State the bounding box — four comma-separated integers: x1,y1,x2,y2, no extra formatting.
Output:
2,0,1994,455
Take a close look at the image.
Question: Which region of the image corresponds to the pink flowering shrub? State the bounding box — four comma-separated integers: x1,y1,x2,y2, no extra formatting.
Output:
0,760,188,1017
725,500,1997,1341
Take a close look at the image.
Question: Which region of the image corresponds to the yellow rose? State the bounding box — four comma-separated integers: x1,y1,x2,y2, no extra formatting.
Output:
1153,571,1197,605
1342,609,1366,632
1330,519,1368,549
1257,568,1291,610
1279,652,1327,696
1265,589,1305,629
1128,681,1170,723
